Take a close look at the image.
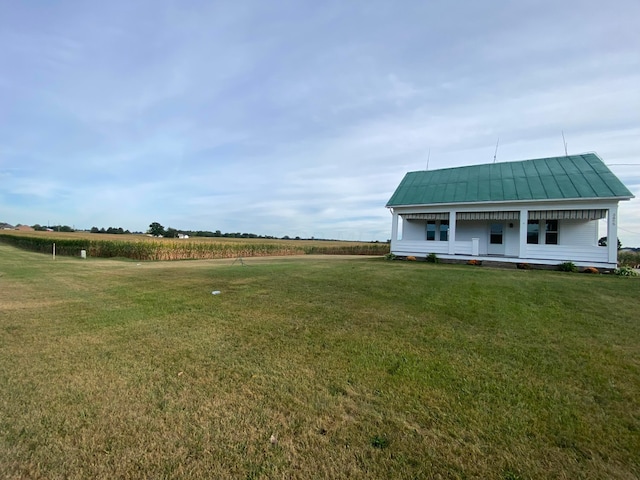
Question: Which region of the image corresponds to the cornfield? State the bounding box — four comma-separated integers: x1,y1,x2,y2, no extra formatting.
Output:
618,250,640,268
0,233,389,260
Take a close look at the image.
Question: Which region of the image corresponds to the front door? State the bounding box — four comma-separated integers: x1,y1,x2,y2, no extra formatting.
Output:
488,223,505,255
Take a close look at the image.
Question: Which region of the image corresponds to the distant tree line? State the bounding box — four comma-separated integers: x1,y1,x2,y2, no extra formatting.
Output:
185,230,279,239
10,221,385,243
90,227,132,234
145,222,374,241
32,224,74,232
30,224,134,234
147,221,282,239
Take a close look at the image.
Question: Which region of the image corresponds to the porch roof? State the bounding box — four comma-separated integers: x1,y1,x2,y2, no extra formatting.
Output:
386,153,634,207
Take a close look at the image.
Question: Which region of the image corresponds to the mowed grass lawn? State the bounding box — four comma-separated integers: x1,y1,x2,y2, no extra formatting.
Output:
1,245,639,479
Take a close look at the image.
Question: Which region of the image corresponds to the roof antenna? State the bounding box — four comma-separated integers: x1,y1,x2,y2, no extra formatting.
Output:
562,130,568,156
493,138,499,163
426,148,431,170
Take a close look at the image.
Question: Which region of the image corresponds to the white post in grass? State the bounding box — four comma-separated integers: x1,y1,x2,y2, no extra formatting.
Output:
53,243,56,260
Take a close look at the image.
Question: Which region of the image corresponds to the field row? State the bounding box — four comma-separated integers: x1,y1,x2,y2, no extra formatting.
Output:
0,232,390,260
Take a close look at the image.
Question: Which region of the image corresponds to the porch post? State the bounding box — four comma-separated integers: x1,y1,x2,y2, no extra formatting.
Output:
519,208,528,259
448,210,456,254
607,205,618,264
391,211,399,242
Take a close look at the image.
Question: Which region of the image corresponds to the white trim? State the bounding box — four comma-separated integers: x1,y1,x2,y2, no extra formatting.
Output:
391,211,399,242
519,208,528,258
607,206,618,263
448,211,456,254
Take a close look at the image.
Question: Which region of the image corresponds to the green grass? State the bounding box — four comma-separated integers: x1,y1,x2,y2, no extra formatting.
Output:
1,245,639,479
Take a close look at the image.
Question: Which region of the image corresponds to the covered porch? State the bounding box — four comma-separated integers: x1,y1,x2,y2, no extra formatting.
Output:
390,206,620,268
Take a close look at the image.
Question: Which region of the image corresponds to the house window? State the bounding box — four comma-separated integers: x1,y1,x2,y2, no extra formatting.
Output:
439,221,449,241
545,220,558,245
426,221,436,241
490,223,503,244
426,220,449,241
527,220,539,244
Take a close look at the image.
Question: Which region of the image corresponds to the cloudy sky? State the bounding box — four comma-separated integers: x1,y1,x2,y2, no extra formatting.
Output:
1,1,639,244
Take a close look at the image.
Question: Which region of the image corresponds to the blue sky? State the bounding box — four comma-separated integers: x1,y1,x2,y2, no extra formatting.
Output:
1,1,639,244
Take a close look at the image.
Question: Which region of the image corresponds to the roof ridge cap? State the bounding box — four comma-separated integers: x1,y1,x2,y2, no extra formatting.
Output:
406,152,602,175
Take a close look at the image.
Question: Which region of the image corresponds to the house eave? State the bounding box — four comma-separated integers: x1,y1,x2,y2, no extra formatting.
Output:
386,195,633,210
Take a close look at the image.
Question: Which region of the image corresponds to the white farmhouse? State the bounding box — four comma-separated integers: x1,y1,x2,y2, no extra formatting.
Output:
386,153,634,268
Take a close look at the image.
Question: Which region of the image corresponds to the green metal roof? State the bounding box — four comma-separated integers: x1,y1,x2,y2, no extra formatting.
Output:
386,153,634,207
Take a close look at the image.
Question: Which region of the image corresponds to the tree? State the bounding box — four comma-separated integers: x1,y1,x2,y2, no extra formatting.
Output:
598,236,622,250
50,225,74,232
148,222,165,237
165,227,178,238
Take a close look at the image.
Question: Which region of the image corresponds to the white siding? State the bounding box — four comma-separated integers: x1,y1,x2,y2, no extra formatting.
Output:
560,220,598,246
456,221,488,254
391,240,449,256
402,219,425,240
525,245,608,262
455,221,484,240
454,241,473,255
